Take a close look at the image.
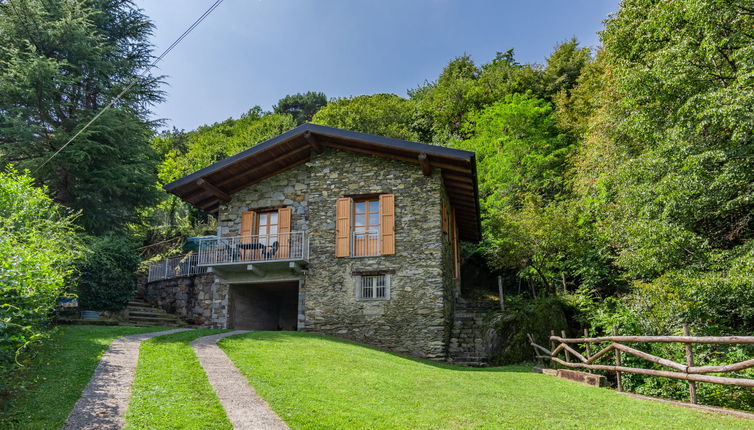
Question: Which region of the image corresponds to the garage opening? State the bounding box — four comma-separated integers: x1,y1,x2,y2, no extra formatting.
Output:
229,281,299,330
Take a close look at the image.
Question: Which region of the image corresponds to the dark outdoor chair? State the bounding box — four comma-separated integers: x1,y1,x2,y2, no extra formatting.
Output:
265,241,279,259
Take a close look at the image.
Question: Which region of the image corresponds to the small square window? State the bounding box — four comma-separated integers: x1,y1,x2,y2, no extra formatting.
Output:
358,274,389,300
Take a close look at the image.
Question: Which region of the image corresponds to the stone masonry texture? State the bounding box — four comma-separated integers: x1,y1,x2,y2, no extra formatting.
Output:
148,147,461,360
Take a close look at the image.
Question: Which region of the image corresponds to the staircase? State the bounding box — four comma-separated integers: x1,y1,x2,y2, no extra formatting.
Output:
448,298,497,366
126,297,183,327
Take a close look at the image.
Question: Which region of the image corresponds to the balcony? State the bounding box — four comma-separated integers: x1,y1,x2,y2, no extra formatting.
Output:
147,253,207,283
197,231,308,268
351,230,380,257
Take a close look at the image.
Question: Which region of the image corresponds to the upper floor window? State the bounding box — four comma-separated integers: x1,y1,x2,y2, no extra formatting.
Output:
353,199,380,256
257,211,278,245
335,195,395,258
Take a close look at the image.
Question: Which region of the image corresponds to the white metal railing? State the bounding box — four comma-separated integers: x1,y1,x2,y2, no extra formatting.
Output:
197,231,307,266
147,253,207,283
351,230,380,257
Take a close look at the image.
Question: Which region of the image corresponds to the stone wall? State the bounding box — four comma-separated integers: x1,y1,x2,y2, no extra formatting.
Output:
208,147,454,360
304,149,449,360
218,166,309,236
448,298,497,365
142,273,228,327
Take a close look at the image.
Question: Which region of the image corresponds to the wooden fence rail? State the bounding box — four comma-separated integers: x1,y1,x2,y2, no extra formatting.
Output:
528,327,754,404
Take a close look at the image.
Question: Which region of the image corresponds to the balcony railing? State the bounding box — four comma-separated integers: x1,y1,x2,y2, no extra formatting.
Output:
352,230,380,257
197,231,307,266
147,253,207,283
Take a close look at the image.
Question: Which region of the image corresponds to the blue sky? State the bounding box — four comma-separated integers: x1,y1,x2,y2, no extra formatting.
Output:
137,0,620,131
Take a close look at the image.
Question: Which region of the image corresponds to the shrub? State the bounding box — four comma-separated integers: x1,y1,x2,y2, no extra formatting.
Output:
75,235,140,311
487,295,578,364
0,169,81,392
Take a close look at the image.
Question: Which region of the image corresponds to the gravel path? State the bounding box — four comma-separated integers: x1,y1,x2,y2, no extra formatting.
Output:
63,328,190,430
192,331,289,430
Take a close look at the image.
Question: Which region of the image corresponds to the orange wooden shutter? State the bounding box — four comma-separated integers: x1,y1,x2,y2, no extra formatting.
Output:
441,201,448,235
379,194,395,255
335,198,352,257
240,211,257,260
241,211,256,236
278,207,292,258
452,208,460,279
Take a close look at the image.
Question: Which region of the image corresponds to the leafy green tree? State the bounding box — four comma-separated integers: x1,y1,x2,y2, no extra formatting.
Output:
0,0,162,234
542,38,592,99
457,93,570,213
273,91,327,125
144,109,296,242
311,94,419,140
76,235,140,311
0,168,81,389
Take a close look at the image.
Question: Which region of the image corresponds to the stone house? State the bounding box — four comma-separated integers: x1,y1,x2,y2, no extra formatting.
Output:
162,123,480,360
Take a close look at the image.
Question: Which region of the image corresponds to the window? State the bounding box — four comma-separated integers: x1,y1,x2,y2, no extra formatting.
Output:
353,199,380,256
358,274,389,300
257,211,278,241
335,195,395,258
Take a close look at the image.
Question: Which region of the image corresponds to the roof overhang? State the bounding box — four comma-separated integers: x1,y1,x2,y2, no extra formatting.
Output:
164,123,481,241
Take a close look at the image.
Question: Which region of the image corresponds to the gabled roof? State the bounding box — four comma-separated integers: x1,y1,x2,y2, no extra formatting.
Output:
164,123,481,241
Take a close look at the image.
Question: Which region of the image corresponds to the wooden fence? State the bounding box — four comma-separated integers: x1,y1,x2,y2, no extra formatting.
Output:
528,325,754,404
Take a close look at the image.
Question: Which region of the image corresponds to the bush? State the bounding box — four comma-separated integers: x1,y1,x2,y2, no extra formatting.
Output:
487,295,578,364
0,169,81,392
75,235,140,311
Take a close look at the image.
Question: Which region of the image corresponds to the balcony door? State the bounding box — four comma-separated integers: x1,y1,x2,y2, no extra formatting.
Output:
353,199,380,256
257,211,278,260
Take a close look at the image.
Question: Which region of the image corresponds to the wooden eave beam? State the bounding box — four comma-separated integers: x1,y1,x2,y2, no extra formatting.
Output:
304,130,323,153
214,145,311,190
322,140,470,173
418,152,431,176
196,179,231,202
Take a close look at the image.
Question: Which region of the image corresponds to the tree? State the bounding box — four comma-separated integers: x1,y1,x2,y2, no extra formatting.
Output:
311,94,419,140
144,109,296,242
542,38,592,99
0,0,162,234
273,91,327,125
456,93,571,214
0,168,81,389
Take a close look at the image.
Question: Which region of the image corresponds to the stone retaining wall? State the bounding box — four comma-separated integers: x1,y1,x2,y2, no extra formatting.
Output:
142,273,227,326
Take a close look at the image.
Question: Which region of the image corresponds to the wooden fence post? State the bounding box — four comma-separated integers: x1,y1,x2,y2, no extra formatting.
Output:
684,323,697,404
550,330,555,357
613,326,623,392
561,330,571,363
584,328,591,359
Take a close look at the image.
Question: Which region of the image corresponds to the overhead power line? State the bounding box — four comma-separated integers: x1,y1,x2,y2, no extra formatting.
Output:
34,0,225,173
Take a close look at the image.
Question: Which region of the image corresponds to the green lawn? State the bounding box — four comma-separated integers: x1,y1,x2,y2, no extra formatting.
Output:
125,329,232,430
220,331,752,430
0,325,164,430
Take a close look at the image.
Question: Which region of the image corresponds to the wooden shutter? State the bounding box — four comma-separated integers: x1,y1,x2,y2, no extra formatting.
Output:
335,198,352,257
452,208,460,279
240,211,257,260
278,207,292,258
379,194,395,255
441,201,448,236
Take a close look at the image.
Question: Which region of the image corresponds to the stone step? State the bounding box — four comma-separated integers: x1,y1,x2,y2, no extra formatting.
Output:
127,306,163,312
129,310,171,317
128,301,150,307
129,315,179,323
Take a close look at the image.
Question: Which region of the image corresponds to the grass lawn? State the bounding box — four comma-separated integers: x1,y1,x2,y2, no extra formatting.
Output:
0,325,165,430
220,331,752,430
124,329,232,430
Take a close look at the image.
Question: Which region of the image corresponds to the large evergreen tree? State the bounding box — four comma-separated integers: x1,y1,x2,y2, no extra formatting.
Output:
0,0,162,234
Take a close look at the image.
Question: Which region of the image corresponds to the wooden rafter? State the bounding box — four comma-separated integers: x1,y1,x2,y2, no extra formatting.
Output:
196,179,231,202
418,152,431,176
304,130,323,153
